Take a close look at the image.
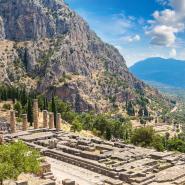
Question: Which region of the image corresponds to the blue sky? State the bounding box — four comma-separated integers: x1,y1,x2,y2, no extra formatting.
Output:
65,0,185,66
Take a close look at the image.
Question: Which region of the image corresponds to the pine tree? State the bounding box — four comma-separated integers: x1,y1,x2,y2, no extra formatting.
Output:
138,108,144,117
144,106,149,117
20,89,27,106
43,97,48,110
127,101,135,116
51,95,57,128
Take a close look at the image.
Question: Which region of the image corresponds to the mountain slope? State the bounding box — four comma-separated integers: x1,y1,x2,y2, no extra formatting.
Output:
0,0,170,113
130,57,185,89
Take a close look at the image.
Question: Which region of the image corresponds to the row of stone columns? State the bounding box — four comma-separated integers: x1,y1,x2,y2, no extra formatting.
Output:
44,111,61,131
9,99,62,133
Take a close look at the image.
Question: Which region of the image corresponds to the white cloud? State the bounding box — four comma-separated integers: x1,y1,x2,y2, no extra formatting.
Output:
147,0,185,47
156,0,169,5
120,34,141,43
171,0,185,12
169,48,177,57
147,25,178,46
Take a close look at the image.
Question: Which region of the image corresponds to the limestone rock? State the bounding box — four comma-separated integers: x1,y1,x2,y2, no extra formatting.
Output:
0,0,169,112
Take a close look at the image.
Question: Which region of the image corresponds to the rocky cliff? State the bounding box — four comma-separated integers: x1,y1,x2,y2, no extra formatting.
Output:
0,0,169,113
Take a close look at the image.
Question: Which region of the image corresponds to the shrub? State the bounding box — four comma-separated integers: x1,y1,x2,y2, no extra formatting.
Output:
13,101,22,117
2,103,11,110
131,126,155,147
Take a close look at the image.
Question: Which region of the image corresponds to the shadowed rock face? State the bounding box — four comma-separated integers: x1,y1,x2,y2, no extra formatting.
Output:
0,0,167,112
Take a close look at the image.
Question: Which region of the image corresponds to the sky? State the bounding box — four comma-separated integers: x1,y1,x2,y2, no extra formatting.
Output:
65,0,185,66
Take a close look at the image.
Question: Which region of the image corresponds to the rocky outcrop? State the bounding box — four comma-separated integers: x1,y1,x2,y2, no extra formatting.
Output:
0,0,70,41
0,0,169,112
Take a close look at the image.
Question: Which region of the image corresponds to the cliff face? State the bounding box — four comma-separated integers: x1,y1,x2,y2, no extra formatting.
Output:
0,0,168,112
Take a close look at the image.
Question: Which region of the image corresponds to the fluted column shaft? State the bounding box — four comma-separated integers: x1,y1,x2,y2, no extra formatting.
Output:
56,113,61,131
33,99,39,129
10,110,16,133
49,112,54,129
22,114,28,131
43,110,48,128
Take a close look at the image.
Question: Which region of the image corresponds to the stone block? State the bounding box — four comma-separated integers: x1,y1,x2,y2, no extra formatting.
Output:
16,180,28,185
62,179,75,185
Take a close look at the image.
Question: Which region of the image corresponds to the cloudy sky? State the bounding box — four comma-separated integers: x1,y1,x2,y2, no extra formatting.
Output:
65,0,185,66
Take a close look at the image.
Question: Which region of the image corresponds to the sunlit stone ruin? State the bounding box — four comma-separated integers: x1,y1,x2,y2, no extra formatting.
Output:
1,99,185,185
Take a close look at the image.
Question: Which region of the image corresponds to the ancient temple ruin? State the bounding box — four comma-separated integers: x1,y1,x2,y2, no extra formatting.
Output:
3,99,185,185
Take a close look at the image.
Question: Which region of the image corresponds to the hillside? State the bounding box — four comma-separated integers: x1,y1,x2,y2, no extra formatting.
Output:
130,57,185,89
0,0,170,114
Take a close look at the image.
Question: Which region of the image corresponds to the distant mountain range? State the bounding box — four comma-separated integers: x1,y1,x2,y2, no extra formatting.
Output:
130,57,185,89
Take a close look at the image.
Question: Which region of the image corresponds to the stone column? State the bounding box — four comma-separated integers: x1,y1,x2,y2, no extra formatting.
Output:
22,114,28,131
33,99,39,129
43,110,48,128
10,110,16,133
49,113,54,129
56,113,61,131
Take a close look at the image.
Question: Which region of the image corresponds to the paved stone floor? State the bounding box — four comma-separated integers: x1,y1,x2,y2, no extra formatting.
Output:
3,129,185,185
47,157,107,185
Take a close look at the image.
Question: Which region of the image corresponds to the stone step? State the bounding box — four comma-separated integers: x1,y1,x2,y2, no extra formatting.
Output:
132,174,155,184
43,175,55,179
174,175,185,185
43,172,53,176
140,178,154,185
104,178,123,185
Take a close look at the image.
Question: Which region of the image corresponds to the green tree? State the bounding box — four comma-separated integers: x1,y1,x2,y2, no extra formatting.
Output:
51,95,57,128
152,134,165,152
127,101,135,116
13,101,22,117
143,106,149,117
20,89,28,106
71,118,83,132
138,108,144,117
140,117,147,126
131,126,155,147
0,141,40,185
43,97,48,110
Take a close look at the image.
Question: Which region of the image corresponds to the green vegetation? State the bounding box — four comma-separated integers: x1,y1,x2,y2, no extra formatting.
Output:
71,118,83,132
2,85,185,154
126,101,135,116
0,85,132,141
2,103,11,110
0,141,40,185
130,126,185,152
13,101,22,117
51,95,57,128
